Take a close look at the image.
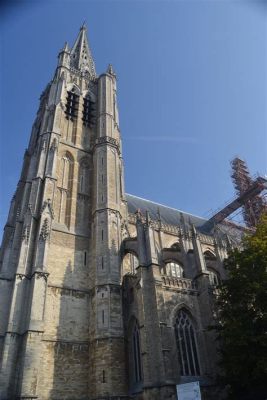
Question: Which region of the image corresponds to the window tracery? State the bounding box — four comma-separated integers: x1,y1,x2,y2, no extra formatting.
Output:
165,261,184,278
175,309,200,376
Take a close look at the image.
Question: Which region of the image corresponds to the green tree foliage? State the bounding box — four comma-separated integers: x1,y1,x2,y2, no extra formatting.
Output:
215,214,267,400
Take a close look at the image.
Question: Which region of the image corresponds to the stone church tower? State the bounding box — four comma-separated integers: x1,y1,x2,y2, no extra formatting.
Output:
0,25,127,399
0,26,240,400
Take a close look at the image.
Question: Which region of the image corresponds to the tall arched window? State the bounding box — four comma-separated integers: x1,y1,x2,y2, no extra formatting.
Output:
175,309,200,376
57,152,74,227
78,158,90,194
166,261,184,278
76,158,90,232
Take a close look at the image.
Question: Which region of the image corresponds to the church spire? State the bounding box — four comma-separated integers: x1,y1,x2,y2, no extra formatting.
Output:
70,24,96,78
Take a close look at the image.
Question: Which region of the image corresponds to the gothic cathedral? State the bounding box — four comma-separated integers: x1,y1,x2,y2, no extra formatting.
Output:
0,26,238,400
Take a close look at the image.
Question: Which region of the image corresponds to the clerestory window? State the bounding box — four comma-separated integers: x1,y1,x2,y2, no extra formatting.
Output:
175,309,200,376
166,261,184,278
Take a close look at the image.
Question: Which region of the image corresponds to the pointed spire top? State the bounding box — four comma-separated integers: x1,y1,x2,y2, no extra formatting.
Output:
107,64,116,77
62,42,70,52
70,25,96,78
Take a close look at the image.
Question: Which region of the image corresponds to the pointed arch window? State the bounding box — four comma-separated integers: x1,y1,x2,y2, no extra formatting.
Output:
78,159,90,194
175,309,200,376
57,152,74,227
61,155,73,189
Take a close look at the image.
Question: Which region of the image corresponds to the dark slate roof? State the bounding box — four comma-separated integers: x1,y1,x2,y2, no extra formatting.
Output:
126,193,244,241
126,193,206,228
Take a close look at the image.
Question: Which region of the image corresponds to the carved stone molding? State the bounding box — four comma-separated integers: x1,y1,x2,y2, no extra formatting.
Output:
27,203,33,216
15,273,29,281
21,225,30,242
41,138,47,151
50,137,58,152
39,218,50,241
34,271,49,281
40,198,54,219
95,136,120,154
161,276,198,294
16,207,21,222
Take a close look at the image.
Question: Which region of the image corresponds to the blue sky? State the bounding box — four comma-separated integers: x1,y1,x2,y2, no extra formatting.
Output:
0,0,266,238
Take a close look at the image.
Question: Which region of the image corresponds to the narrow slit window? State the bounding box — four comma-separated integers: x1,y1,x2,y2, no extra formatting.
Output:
102,310,105,324
132,321,142,383
102,370,106,383
84,251,87,266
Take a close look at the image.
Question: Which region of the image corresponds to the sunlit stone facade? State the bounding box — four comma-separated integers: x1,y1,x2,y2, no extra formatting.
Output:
0,26,239,400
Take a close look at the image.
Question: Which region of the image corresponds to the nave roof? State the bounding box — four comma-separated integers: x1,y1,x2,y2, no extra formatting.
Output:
126,193,244,243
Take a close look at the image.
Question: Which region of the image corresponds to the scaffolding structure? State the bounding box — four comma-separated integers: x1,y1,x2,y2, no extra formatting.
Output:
204,158,267,231
231,157,267,228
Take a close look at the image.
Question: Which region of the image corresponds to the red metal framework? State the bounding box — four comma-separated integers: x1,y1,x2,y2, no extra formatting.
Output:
206,158,267,230
231,158,267,227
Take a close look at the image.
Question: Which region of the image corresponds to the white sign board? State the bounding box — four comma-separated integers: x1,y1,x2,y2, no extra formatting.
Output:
176,381,201,400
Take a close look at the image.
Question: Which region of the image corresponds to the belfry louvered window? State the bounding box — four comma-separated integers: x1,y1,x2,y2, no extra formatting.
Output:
175,310,200,376
65,90,79,120
82,97,95,127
